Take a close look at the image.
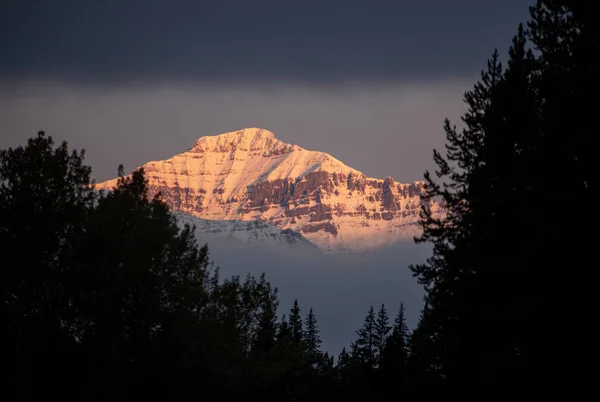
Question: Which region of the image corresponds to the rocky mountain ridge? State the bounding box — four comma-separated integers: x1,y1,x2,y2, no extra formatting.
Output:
96,128,440,252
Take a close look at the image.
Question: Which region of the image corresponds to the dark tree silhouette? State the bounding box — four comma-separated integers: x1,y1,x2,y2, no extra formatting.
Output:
289,299,303,345
303,307,322,365
0,131,96,401
408,0,595,386
380,303,409,385
373,304,391,367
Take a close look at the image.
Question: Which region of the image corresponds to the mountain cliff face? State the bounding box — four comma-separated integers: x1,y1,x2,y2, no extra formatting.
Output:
96,128,440,252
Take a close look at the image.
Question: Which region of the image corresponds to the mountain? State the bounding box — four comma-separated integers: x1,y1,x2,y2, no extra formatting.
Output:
173,211,318,250
96,128,440,252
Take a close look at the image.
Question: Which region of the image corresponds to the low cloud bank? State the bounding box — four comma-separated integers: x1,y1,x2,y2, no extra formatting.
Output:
199,235,431,356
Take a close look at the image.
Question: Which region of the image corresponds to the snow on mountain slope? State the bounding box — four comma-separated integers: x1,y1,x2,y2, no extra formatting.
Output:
173,211,318,250
96,128,441,252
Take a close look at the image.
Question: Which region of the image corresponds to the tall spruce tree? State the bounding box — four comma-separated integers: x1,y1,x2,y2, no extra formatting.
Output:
409,50,504,383
380,303,409,379
405,303,442,384
276,314,291,345
373,304,391,366
352,306,377,368
403,0,597,382
303,307,322,364
289,299,303,345
251,283,278,354
409,20,544,383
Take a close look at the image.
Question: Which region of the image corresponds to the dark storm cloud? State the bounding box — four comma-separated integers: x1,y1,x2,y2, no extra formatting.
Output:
1,0,531,86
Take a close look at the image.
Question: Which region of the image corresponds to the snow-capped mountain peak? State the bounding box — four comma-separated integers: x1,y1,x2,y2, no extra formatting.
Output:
96,128,440,252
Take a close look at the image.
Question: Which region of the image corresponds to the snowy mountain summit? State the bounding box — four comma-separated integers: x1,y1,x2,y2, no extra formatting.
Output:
96,128,440,252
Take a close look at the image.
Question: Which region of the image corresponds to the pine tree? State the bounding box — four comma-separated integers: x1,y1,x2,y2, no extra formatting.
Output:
252,285,278,354
289,299,303,345
380,303,410,384
352,306,376,369
337,347,349,373
389,303,410,361
409,18,554,385
406,303,442,384
276,314,291,345
373,304,391,366
408,51,504,382
303,307,322,363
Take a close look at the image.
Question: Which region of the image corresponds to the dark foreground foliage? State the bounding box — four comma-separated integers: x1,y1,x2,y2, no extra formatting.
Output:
0,1,594,399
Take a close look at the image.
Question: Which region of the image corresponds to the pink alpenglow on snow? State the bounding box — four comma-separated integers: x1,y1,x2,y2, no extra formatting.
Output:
96,128,441,252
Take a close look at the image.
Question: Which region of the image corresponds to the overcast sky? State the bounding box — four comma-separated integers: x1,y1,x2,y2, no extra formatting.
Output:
0,0,534,352
1,0,532,183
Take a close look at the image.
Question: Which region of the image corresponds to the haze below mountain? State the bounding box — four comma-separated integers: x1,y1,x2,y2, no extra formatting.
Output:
198,232,430,356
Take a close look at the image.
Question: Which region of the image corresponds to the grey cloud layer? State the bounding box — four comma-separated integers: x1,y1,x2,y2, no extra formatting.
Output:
0,0,530,85
201,236,431,356
0,81,470,183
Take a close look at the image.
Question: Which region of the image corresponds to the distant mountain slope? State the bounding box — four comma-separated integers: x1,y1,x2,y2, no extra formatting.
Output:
96,128,441,252
173,211,318,250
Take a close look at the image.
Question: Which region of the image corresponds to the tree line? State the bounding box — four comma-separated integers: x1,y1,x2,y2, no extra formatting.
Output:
0,133,417,401
1,1,594,399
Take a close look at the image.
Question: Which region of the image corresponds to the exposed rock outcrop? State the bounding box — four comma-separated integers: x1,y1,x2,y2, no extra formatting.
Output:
96,128,441,252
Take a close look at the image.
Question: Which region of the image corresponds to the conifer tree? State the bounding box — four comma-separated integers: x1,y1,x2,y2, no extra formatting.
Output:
337,347,349,373
373,304,391,366
406,303,442,385
380,303,410,384
408,17,557,385
252,285,278,354
387,304,409,359
276,314,291,345
408,47,506,382
352,306,376,368
303,307,322,363
289,299,303,345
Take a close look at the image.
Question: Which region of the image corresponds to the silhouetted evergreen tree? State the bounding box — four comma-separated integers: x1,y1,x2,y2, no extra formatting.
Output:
408,0,595,386
335,306,378,398
405,303,442,385
337,347,349,373
303,308,331,402
303,307,322,365
245,278,282,401
373,304,391,367
380,303,409,385
289,299,303,345
276,314,292,345
352,306,376,369
252,279,279,354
